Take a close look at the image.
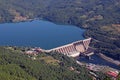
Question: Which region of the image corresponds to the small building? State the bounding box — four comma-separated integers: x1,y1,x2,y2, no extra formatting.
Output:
34,48,43,52
106,71,119,78
25,50,38,55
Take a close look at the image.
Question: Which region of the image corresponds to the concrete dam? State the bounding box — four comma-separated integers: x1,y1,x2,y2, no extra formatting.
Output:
47,38,94,57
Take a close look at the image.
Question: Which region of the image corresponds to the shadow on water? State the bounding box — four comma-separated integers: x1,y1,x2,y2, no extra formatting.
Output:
79,54,120,70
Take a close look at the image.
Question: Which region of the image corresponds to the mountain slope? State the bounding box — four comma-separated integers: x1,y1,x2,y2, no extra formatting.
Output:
0,47,92,80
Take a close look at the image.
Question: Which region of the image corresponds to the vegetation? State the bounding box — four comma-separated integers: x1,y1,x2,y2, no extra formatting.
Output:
0,1,119,79
0,46,93,80
117,73,120,80
0,0,119,60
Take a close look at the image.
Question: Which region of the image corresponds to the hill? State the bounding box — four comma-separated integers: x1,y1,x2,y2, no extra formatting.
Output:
0,0,120,59
0,46,93,80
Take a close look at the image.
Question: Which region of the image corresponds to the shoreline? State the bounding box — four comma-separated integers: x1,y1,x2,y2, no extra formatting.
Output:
0,18,40,24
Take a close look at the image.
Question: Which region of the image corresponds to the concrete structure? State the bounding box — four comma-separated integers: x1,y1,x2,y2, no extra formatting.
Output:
47,38,93,57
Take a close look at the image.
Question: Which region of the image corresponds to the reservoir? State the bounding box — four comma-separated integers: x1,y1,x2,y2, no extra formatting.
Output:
0,20,119,70
0,20,85,49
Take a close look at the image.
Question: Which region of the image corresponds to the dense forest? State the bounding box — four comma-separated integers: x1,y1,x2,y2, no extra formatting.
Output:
0,46,93,80
0,0,120,59
0,46,119,80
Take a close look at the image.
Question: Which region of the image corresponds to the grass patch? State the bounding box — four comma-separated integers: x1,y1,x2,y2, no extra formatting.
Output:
101,25,120,34
39,56,60,66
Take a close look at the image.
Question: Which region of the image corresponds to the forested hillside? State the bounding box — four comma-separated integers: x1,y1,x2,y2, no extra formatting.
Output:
0,0,120,60
0,46,93,80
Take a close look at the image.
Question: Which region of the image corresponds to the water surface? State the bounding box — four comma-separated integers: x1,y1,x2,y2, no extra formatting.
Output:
0,20,85,49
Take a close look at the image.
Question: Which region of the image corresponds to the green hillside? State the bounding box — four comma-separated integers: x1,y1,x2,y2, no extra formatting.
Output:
0,47,93,80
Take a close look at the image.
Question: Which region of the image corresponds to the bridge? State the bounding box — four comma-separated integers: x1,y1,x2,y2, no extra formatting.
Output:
46,38,94,57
